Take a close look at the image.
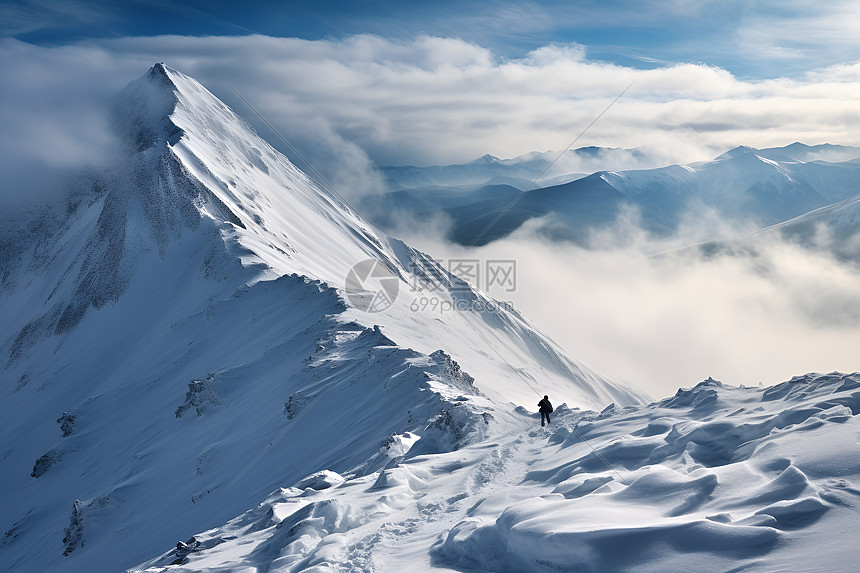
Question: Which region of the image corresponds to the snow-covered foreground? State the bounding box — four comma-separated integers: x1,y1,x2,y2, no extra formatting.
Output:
130,372,860,572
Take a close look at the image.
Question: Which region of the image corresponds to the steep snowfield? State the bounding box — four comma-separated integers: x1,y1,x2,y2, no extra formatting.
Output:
0,64,643,573
129,372,860,572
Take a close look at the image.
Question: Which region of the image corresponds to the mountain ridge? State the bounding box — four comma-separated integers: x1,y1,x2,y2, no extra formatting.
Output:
365,142,860,247
0,64,645,573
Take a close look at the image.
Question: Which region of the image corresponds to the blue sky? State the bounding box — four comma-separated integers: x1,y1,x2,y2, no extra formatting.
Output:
4,0,859,79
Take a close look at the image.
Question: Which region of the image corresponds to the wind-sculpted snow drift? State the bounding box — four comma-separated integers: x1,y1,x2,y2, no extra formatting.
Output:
130,372,860,572
0,64,642,573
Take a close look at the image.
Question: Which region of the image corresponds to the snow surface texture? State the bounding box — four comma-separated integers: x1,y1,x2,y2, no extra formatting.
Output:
0,63,643,573
129,372,860,572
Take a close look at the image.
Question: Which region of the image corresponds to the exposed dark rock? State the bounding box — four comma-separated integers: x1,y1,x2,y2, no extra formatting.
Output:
31,449,63,478
62,500,84,556
172,537,200,564
284,393,313,420
175,378,222,418
57,412,76,437
169,535,225,565
354,324,396,347
1,513,30,550
431,349,478,393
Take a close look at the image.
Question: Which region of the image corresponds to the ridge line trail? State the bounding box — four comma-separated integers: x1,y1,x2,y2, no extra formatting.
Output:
345,414,556,571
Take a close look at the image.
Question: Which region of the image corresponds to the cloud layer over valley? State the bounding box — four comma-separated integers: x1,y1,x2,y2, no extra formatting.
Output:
392,212,860,398
5,33,860,208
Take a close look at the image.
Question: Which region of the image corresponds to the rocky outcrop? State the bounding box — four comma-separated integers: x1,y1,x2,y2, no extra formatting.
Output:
175,378,222,418
62,500,84,556
31,449,63,478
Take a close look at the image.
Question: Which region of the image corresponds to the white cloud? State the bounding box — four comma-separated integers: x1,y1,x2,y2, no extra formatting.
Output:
4,30,860,210
394,215,860,399
5,33,860,182
736,0,860,64
2,31,858,215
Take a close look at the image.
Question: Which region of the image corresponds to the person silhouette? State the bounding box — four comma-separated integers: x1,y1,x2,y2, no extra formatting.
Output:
538,395,553,426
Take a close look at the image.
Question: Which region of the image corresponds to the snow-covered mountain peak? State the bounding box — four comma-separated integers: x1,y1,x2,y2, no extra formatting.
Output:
113,65,644,408
3,63,644,411
472,153,501,164
714,144,758,161
1,62,652,573
108,63,400,290
111,62,184,152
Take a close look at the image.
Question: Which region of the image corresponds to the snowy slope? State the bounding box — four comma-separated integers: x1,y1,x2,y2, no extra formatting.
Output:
0,64,644,573
128,372,860,572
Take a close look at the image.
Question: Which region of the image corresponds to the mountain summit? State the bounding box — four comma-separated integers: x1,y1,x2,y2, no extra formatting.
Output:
110,62,400,285
0,64,645,572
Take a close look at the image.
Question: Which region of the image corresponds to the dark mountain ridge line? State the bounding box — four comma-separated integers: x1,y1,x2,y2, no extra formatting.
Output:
363,143,860,248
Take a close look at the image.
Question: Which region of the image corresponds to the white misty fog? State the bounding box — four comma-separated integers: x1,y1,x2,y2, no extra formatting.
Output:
0,43,126,213
392,215,860,399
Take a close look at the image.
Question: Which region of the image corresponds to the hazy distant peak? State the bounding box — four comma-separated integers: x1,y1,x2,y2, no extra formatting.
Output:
714,145,758,161
472,153,501,165
571,145,619,156
714,142,860,164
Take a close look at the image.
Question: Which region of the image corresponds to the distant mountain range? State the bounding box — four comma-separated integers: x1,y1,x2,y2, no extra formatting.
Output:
379,146,659,189
363,143,860,249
